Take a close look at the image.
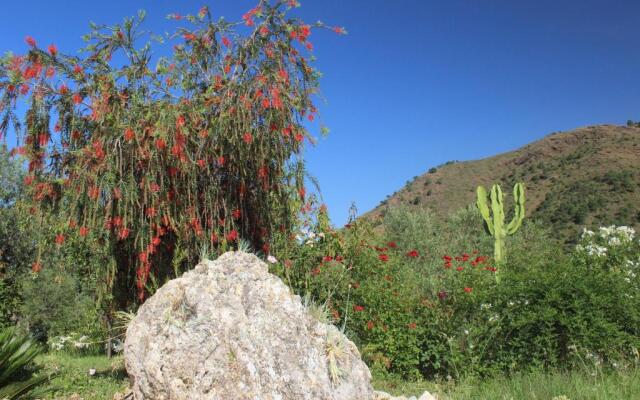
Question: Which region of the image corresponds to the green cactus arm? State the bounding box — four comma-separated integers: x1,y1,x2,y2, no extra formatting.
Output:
476,186,494,235
490,184,505,235
506,182,525,234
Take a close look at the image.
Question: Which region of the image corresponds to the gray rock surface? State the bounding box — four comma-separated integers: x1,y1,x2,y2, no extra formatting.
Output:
124,251,375,400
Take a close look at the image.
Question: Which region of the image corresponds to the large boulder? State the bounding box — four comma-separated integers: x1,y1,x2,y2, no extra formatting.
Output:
124,251,375,400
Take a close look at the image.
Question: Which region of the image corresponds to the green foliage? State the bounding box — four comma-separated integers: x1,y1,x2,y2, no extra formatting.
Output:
0,327,50,400
19,267,103,344
273,203,640,381
476,182,525,269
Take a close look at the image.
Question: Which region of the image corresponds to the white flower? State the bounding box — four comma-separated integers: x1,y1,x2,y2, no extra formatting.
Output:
581,228,595,238
267,255,278,264
608,236,621,246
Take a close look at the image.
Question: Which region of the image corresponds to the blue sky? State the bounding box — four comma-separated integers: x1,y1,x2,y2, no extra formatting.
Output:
1,0,639,225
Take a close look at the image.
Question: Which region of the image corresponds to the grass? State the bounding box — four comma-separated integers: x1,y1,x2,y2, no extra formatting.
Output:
35,353,128,399
373,368,640,399
32,353,640,399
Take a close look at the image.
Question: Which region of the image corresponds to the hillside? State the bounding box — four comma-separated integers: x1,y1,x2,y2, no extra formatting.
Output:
365,124,640,242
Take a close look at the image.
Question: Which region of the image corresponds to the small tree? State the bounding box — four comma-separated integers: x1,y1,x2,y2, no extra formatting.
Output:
0,1,345,308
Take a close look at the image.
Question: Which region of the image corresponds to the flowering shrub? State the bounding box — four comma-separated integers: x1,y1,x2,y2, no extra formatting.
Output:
273,204,640,380
48,332,93,354
0,1,344,306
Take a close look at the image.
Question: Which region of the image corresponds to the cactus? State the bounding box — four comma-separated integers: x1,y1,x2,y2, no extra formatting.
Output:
476,182,525,268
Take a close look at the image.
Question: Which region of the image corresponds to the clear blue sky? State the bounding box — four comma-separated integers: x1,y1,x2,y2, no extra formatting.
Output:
2,0,639,225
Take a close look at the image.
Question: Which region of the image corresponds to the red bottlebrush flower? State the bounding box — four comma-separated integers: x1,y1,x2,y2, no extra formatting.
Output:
72,93,82,105
45,66,55,78
152,236,161,246
353,305,365,312
168,167,178,177
222,36,231,47
24,175,34,186
210,232,219,243
387,241,397,248
47,43,58,56
25,36,36,47
485,267,497,272
366,321,374,330
124,127,135,141
232,209,241,219
113,187,122,200
322,256,333,262
278,68,288,80
197,159,206,168
444,262,452,269
307,113,315,121
443,255,452,261
19,84,29,95
298,187,306,199
73,64,83,74
378,254,389,262
79,226,89,237
155,138,167,150
335,255,344,262
407,322,417,330
118,227,130,240
183,33,196,41
259,26,270,36
333,26,346,35
227,229,238,242
407,250,419,258
438,291,448,300
199,129,209,138
150,183,160,193
112,216,123,227
294,133,304,142
146,207,157,217
88,186,100,200
55,233,65,245
59,84,69,95
456,266,464,271
464,287,473,293
138,252,148,263
243,132,253,144
462,253,470,261
176,115,185,127
31,262,42,273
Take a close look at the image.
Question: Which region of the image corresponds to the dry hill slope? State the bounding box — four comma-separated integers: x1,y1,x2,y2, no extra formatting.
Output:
365,124,640,242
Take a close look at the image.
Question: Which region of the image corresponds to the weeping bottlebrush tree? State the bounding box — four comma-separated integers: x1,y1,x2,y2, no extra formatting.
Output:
0,0,345,308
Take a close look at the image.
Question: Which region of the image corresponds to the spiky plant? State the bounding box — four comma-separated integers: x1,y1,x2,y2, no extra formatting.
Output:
476,182,525,278
0,1,345,307
0,328,50,400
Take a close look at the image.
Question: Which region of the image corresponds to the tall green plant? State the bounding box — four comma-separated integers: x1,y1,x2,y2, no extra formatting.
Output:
0,328,49,399
476,183,525,270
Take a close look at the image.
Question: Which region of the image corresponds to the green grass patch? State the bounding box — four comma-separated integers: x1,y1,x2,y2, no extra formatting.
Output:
373,368,640,399
35,353,128,400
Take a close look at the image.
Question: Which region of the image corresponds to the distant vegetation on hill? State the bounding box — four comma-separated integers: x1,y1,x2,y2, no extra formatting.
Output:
365,124,640,243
